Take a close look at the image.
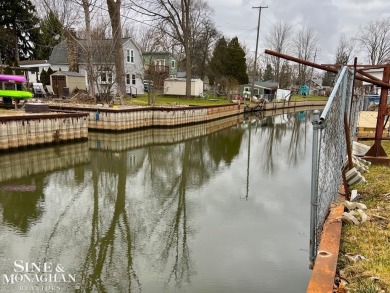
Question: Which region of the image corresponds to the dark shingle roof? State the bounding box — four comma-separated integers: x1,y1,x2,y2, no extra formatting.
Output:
48,41,68,65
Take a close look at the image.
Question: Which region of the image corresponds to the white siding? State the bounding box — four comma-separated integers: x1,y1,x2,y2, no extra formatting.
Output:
164,78,203,96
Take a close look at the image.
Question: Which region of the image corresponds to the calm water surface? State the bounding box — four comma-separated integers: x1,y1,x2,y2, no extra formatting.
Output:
0,111,313,293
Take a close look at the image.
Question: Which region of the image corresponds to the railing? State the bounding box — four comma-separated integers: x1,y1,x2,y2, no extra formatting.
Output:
146,64,169,74
309,66,363,266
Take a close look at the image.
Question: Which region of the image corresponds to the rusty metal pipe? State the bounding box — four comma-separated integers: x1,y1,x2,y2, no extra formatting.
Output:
264,50,390,89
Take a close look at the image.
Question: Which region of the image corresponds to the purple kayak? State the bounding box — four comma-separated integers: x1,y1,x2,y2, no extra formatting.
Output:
0,74,27,83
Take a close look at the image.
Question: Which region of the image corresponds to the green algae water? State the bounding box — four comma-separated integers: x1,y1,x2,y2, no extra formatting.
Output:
0,111,313,293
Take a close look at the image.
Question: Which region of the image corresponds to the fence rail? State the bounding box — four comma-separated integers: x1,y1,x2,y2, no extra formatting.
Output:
309,66,364,265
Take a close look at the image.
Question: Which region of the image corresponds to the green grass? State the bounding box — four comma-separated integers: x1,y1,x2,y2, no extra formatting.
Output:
123,94,230,107
123,94,328,107
289,94,328,101
337,140,390,292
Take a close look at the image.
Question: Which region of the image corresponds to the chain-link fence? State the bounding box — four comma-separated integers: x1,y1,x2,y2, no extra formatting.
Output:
309,66,364,265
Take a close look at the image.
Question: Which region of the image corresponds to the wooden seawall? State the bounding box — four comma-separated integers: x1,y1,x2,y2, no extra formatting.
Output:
0,113,88,150
0,100,326,151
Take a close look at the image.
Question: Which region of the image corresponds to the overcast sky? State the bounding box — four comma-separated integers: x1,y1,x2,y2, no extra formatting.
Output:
207,0,390,64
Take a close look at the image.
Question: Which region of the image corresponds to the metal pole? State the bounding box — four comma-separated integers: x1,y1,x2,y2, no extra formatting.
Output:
251,6,268,99
310,109,321,268
320,66,348,123
340,68,348,122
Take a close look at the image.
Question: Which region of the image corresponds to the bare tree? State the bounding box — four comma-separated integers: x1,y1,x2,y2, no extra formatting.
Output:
129,0,193,98
265,21,292,83
71,0,97,99
36,0,82,29
107,0,126,98
359,18,390,65
335,33,355,65
292,26,318,85
191,15,219,80
127,24,174,53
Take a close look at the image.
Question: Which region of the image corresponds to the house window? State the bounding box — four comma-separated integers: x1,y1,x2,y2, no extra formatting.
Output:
127,49,134,63
154,59,165,66
126,74,130,85
131,74,136,85
100,71,112,84
171,60,175,68
244,87,250,92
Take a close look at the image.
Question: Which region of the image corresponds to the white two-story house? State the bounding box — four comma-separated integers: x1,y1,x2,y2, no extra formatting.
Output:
48,37,144,97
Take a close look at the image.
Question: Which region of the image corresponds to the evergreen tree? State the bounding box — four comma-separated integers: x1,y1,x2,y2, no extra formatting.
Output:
0,0,40,65
279,62,292,89
209,36,248,86
322,71,335,86
35,12,63,60
225,37,248,84
262,64,274,81
40,69,52,85
47,67,54,76
209,37,228,85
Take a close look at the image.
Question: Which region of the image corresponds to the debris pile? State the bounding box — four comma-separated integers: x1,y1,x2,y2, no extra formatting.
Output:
342,200,369,225
345,156,371,187
70,91,95,104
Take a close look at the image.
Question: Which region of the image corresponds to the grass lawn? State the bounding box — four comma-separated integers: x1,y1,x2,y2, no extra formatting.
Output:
123,94,230,107
123,94,328,107
289,94,328,101
337,140,390,292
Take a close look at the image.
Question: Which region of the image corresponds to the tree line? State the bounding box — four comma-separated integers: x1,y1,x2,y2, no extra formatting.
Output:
1,0,390,98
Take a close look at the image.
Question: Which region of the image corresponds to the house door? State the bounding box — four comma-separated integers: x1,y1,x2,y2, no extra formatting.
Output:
52,75,66,98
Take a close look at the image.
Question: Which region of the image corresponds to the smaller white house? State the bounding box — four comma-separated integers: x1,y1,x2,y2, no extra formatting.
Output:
164,78,203,96
19,60,51,83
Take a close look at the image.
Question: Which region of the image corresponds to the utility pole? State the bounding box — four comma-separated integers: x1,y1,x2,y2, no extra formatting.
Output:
251,5,268,99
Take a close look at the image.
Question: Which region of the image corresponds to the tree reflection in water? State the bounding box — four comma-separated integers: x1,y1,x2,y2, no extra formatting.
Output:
78,152,141,293
11,112,313,292
143,128,243,288
251,110,310,176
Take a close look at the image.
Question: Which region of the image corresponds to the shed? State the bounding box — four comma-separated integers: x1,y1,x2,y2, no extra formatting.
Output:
298,84,309,96
164,78,203,96
50,71,86,98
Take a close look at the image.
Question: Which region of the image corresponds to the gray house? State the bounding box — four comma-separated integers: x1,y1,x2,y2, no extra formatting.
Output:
48,38,145,96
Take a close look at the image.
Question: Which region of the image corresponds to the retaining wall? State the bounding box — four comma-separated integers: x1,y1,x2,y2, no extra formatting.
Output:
88,115,243,152
49,104,244,131
0,101,326,150
49,101,326,131
0,113,89,150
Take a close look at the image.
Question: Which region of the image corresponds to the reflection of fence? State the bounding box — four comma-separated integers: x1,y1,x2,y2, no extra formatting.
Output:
310,66,364,265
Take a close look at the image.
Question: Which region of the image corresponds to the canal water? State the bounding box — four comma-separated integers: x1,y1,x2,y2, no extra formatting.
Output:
0,111,313,293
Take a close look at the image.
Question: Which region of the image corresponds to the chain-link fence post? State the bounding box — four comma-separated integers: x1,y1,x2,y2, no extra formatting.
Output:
310,109,321,268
